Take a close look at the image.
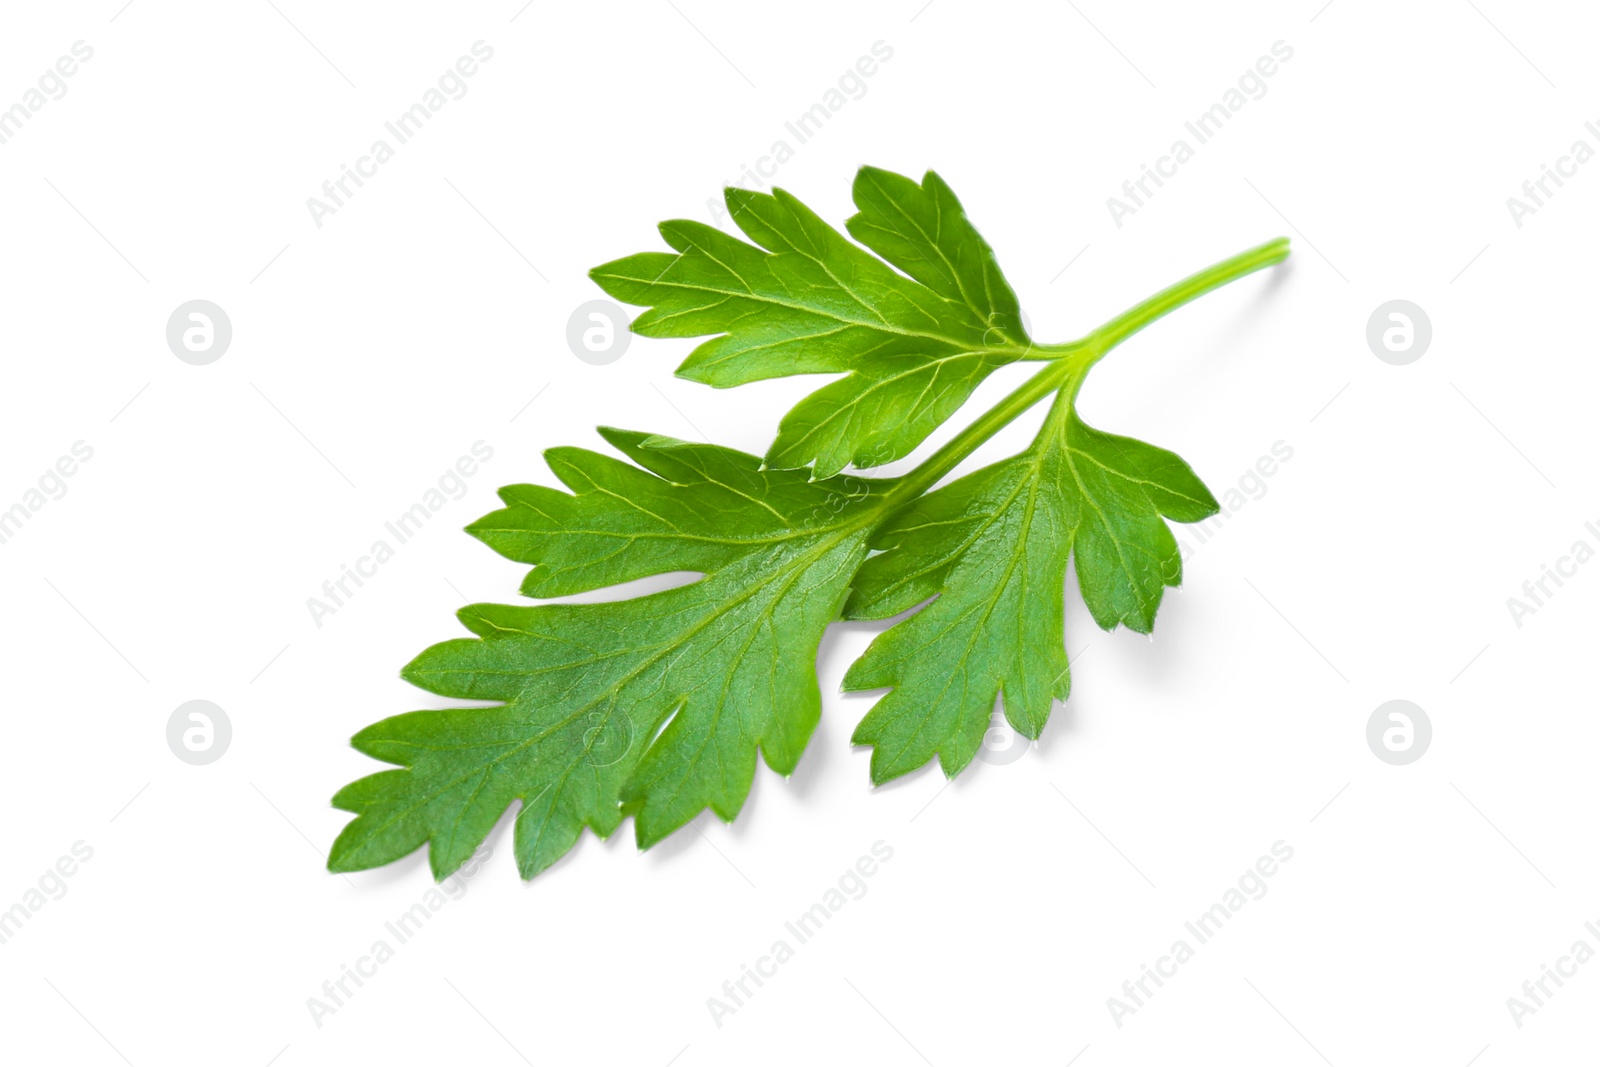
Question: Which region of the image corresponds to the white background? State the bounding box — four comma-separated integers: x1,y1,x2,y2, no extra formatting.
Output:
1,1,1595,1063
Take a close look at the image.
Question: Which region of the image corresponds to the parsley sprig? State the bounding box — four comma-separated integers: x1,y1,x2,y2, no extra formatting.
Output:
330,168,1288,881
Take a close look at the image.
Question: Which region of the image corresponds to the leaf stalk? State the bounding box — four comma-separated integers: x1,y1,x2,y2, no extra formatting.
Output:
884,237,1290,507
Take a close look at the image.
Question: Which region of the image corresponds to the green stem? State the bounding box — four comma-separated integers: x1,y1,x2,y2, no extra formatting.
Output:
1086,236,1289,355
885,237,1289,506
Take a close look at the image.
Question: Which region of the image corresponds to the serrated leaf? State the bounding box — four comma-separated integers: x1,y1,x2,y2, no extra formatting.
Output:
841,395,1219,784
845,166,1023,340
329,430,886,880
334,160,1289,885
589,167,1033,477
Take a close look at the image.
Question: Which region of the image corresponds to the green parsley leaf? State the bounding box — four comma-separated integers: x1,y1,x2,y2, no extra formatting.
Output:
329,429,885,879
331,161,1289,882
588,167,1031,478
842,391,1219,784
